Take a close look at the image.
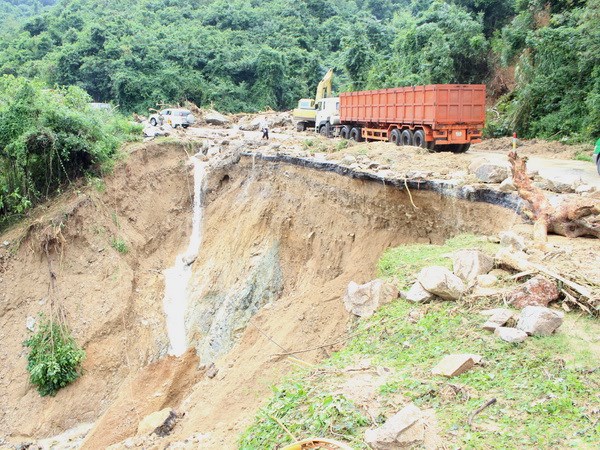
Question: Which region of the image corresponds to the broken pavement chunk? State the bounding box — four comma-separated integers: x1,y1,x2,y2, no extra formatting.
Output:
431,354,480,377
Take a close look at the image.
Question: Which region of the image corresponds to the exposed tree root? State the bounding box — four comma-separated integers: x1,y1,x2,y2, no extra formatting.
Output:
508,151,600,240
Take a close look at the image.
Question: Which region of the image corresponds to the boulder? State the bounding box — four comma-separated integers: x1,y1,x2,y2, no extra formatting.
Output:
405,281,435,303
473,163,510,183
477,274,498,287
343,279,399,318
341,154,357,165
499,231,527,252
494,327,528,343
204,111,230,126
451,250,494,284
517,306,564,336
499,177,517,192
481,308,513,331
417,266,466,301
507,276,559,308
137,408,177,437
364,404,424,449
544,177,576,194
431,354,479,377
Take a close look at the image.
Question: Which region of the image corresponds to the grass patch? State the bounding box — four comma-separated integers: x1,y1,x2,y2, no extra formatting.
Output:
110,237,128,254
378,234,500,289
241,236,600,448
574,150,593,162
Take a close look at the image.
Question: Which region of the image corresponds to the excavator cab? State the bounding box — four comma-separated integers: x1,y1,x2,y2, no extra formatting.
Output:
293,69,333,132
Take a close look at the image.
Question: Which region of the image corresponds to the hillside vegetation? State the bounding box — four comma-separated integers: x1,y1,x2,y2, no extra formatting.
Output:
0,0,56,31
0,0,598,141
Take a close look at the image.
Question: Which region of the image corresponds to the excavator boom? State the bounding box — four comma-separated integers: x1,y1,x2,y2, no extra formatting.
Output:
293,69,334,131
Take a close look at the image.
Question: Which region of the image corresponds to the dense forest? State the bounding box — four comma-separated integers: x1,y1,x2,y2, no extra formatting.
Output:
0,0,598,140
0,0,598,223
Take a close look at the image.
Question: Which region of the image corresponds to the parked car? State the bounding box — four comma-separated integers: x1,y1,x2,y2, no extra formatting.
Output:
149,108,195,128
595,138,600,175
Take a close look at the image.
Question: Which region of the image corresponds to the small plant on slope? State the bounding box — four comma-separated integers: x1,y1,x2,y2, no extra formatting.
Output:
24,315,85,397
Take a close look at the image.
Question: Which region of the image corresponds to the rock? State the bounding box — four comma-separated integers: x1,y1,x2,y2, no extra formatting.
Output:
499,177,517,192
405,281,435,303
477,274,498,287
204,111,230,126
143,126,168,138
364,404,424,449
341,154,357,165
206,363,219,379
451,250,494,284
473,163,509,183
575,184,595,194
494,327,528,343
507,276,559,308
343,279,398,318
517,306,564,336
481,308,513,331
544,177,576,194
26,316,36,332
499,231,527,251
137,408,177,437
431,354,479,377
417,266,466,301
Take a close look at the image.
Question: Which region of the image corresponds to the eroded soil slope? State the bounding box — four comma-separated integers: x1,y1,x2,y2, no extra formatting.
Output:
0,142,196,440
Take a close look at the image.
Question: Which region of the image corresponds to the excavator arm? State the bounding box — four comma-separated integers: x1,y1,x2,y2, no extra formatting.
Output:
315,68,333,103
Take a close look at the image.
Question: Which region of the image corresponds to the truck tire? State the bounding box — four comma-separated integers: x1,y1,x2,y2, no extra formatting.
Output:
340,125,350,139
350,127,363,142
319,125,328,136
413,130,426,148
390,129,401,146
426,141,437,152
401,129,414,146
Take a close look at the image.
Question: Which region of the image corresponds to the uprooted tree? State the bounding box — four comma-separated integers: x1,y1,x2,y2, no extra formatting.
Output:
508,151,600,241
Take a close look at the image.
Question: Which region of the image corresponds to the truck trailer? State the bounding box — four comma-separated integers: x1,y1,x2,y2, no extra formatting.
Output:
314,84,486,152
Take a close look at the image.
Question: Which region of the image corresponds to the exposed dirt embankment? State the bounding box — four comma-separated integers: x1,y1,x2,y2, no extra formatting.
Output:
1,142,519,449
0,142,196,440
136,155,518,449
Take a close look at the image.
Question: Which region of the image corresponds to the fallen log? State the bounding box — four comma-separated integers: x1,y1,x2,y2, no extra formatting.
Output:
508,152,600,240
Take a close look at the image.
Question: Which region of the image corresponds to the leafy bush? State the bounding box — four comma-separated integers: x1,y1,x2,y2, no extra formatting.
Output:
0,75,141,227
24,316,85,397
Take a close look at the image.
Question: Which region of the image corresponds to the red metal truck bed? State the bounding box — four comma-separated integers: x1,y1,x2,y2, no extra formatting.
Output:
340,84,486,126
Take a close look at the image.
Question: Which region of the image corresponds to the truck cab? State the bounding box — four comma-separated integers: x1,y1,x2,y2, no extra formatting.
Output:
315,97,341,135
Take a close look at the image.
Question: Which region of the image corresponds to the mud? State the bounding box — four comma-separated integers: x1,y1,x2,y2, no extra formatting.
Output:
0,141,519,448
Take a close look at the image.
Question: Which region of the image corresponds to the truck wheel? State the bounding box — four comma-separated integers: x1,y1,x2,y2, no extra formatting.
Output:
426,141,437,152
413,130,426,148
319,125,328,136
340,126,350,139
401,129,414,146
296,122,306,132
390,129,401,146
350,127,362,142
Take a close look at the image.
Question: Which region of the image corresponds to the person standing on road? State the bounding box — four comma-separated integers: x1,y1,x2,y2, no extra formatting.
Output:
260,119,269,140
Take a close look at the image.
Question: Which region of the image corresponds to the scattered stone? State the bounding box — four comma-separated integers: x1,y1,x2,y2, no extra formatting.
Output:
451,250,494,284
343,279,399,318
477,274,498,287
417,266,465,301
26,316,36,332
204,111,230,126
544,177,576,194
517,306,564,336
499,177,517,192
575,184,595,194
341,154,357,165
494,327,528,343
507,276,559,309
2,240,9,247
143,126,169,138
405,281,435,303
137,408,178,437
364,403,424,449
431,354,479,377
482,308,513,331
206,363,219,379
473,163,509,183
499,231,527,251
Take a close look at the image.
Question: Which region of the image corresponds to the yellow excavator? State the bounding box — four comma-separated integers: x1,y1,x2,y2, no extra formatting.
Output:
293,68,333,132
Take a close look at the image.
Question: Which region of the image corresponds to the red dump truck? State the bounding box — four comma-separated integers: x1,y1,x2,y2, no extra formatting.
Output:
313,84,486,153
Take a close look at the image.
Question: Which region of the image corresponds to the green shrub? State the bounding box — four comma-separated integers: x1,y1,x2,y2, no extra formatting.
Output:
111,237,128,254
24,316,85,397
